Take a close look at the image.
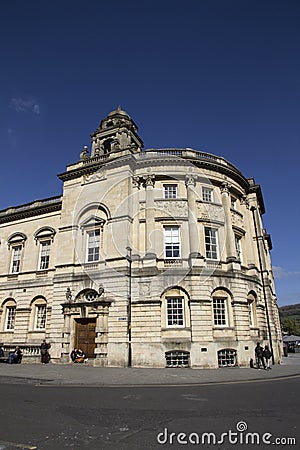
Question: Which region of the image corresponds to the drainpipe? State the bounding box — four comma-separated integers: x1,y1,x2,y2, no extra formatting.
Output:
250,206,275,365
126,246,132,367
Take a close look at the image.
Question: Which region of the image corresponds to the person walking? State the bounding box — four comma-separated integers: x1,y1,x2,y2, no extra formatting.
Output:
255,342,266,370
263,345,272,370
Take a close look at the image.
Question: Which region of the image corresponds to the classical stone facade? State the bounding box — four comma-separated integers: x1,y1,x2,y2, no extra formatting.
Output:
0,107,282,368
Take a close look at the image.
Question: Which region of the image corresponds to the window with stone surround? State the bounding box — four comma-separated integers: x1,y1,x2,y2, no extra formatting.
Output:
10,245,22,273
164,226,181,258
213,297,227,326
164,184,177,199
34,227,56,271
235,235,242,262
247,292,257,328
6,306,16,330
161,287,190,331
166,297,184,326
3,299,17,331
39,240,51,270
35,304,47,329
204,227,218,260
87,229,101,262
29,297,47,331
202,187,213,202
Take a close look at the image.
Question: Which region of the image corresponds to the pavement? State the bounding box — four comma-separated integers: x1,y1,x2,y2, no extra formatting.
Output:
0,353,300,386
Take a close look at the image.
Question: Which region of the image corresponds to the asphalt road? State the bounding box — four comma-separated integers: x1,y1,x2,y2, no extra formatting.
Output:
0,377,299,449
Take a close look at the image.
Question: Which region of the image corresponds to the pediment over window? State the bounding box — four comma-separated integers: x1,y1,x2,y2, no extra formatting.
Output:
34,226,56,241
80,216,105,230
7,232,27,248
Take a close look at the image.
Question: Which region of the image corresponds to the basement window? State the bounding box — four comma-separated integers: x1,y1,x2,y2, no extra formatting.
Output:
165,351,190,368
218,349,237,367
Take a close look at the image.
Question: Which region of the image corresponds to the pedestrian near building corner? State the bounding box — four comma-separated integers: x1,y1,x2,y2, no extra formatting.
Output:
40,339,51,364
263,345,272,370
255,342,266,369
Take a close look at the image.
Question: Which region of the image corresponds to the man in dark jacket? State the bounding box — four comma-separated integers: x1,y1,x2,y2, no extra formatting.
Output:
255,342,266,369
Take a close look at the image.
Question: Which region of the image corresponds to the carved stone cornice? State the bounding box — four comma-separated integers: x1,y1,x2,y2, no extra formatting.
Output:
0,197,62,224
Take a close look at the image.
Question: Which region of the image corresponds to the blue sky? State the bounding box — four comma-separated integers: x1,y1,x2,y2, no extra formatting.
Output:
0,0,299,306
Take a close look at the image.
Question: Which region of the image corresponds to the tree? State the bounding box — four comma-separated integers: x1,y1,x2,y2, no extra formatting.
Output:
280,317,300,336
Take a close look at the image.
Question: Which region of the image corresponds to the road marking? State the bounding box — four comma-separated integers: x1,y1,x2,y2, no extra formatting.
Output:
33,373,300,388
0,440,37,449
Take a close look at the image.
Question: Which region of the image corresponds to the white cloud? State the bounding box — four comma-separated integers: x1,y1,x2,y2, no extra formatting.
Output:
273,266,300,279
10,97,40,114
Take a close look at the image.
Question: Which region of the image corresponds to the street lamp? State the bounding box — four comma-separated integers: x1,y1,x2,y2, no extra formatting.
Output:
250,206,275,365
126,246,132,367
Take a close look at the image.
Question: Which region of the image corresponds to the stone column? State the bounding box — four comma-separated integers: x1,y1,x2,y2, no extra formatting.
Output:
143,175,156,260
185,175,202,260
94,305,109,367
241,195,255,268
250,204,267,272
61,310,71,363
220,182,237,262
132,176,141,259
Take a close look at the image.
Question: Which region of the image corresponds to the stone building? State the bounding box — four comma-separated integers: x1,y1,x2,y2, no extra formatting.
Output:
0,107,282,368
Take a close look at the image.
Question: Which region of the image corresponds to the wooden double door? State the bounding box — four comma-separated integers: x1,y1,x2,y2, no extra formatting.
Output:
75,318,96,358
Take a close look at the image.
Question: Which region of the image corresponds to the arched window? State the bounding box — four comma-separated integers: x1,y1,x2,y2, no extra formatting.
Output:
7,233,27,274
2,299,17,331
30,297,47,330
247,292,257,328
161,287,190,328
34,227,56,271
75,289,99,302
211,288,232,327
73,203,110,266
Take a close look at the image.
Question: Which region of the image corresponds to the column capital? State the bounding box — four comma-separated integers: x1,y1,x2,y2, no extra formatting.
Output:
220,181,232,194
240,195,250,209
185,174,197,188
143,174,155,187
132,176,142,189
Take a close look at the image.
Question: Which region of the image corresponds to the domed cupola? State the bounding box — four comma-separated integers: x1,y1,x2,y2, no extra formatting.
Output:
90,106,144,157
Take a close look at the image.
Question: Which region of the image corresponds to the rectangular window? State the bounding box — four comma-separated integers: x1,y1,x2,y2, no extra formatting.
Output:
213,298,227,326
39,240,51,270
35,305,47,329
235,235,242,261
248,302,253,327
87,229,100,262
166,297,184,326
10,246,22,273
164,184,177,199
205,227,218,260
6,306,16,330
202,187,213,202
164,226,180,258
